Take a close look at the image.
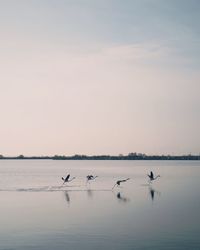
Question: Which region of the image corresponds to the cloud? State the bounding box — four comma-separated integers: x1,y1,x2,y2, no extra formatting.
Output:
100,43,168,60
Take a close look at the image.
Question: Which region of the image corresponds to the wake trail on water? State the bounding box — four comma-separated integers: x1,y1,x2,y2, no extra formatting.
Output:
0,186,112,192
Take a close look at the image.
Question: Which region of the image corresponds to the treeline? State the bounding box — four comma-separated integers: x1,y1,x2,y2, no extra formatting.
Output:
0,155,51,160
0,153,200,160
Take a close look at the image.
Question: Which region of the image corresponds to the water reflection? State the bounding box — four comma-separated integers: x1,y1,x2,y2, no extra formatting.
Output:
87,189,93,199
64,191,70,205
1,160,200,250
116,192,130,203
149,186,161,202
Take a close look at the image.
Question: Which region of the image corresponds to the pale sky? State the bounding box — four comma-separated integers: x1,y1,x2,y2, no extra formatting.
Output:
0,0,200,156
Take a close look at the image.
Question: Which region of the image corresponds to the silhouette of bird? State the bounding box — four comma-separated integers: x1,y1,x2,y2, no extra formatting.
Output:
86,175,98,182
147,171,160,183
61,174,75,185
112,178,130,189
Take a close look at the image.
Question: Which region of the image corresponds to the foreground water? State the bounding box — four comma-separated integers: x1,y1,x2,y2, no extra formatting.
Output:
0,160,200,250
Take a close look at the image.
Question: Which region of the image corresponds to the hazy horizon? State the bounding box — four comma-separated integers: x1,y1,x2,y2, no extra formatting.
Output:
0,0,200,156
1,151,200,158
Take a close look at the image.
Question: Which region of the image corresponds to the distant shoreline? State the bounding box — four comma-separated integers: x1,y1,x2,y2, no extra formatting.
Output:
0,153,200,161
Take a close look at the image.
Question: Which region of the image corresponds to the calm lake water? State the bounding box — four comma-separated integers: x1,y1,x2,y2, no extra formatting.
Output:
0,160,200,250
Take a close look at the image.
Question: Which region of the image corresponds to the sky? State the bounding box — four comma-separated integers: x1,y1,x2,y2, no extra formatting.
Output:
0,0,200,156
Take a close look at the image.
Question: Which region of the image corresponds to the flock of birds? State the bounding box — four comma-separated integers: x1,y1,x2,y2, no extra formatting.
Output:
61,171,161,204
61,171,160,189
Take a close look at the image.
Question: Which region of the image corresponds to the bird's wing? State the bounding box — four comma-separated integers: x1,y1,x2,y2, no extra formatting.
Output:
61,177,65,181
120,179,127,183
66,174,70,181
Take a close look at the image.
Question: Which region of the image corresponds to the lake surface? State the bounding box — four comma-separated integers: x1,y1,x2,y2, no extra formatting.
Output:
0,160,200,250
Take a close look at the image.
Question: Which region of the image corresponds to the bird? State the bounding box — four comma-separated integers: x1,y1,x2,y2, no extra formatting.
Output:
112,178,130,189
147,171,160,183
61,174,75,185
86,175,98,182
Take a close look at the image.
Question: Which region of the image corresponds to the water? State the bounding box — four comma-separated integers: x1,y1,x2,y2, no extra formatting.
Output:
0,160,200,250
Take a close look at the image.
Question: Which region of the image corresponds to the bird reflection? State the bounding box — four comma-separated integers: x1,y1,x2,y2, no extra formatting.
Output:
64,191,70,205
149,187,155,201
116,192,130,203
149,186,161,202
87,188,93,199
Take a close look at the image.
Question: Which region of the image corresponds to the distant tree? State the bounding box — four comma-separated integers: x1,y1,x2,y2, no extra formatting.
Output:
18,155,24,159
127,152,137,159
128,152,137,156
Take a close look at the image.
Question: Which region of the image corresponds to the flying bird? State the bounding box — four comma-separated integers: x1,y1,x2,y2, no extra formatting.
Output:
147,171,160,183
61,174,75,185
112,178,130,189
86,175,98,182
